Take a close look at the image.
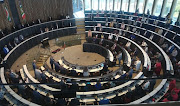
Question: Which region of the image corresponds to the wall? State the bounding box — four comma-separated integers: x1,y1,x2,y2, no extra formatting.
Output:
0,0,13,30
15,0,73,24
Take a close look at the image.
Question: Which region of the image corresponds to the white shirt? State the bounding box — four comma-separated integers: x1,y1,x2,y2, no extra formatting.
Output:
143,81,150,90
83,71,89,77
126,42,131,48
121,24,125,29
158,29,163,35
135,60,141,71
149,34,154,40
119,30,122,35
108,33,113,40
141,41,148,47
66,15,70,19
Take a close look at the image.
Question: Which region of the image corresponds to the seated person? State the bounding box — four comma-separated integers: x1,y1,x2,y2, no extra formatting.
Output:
88,30,92,37
69,98,80,106
125,41,131,51
130,33,136,40
19,35,24,42
3,45,9,55
154,60,162,77
14,37,20,46
134,58,141,71
99,95,111,105
120,22,125,29
108,33,113,40
95,81,102,90
83,67,89,77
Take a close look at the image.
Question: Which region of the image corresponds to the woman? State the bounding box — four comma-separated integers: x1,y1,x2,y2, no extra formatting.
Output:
88,30,92,37
154,60,162,76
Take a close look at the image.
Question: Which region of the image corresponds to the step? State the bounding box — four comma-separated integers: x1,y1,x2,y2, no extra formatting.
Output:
77,24,85,27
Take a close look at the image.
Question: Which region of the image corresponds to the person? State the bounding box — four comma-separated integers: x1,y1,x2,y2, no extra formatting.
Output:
117,51,122,66
19,34,24,42
93,25,96,31
169,79,176,91
35,67,42,81
95,81,102,90
108,33,113,40
130,33,136,40
69,98,80,106
161,42,169,50
50,56,54,70
83,67,89,77
149,78,156,92
170,90,179,101
7,42,13,50
32,60,36,71
156,52,163,62
33,88,42,104
134,58,141,71
141,40,148,47
154,60,162,77
142,81,150,91
88,30,92,37
157,28,163,35
54,61,60,72
84,82,92,91
99,95,111,105
3,45,9,55
120,22,125,29
18,79,26,97
125,41,131,51
171,48,178,58
0,86,5,105
66,14,70,19
56,98,67,106
44,93,53,106
127,67,133,79
167,44,175,54
109,21,114,27
14,37,20,46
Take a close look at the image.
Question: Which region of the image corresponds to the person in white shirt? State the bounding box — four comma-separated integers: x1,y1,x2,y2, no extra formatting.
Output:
94,26,96,31
161,42,169,50
149,34,154,40
83,67,89,77
126,26,130,31
119,29,122,36
134,58,141,71
120,22,125,29
66,14,70,19
142,81,150,90
141,40,148,47
108,33,113,40
132,27,137,32
115,34,119,41
126,41,131,51
158,28,163,35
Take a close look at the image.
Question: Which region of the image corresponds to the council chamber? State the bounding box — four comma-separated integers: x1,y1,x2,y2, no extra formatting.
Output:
0,0,180,106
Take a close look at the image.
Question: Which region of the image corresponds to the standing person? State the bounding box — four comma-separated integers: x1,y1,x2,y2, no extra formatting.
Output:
50,56,54,70
32,60,36,71
34,67,42,81
54,61,60,72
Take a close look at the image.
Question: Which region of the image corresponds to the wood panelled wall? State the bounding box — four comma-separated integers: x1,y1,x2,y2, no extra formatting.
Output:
15,0,73,24
0,0,13,30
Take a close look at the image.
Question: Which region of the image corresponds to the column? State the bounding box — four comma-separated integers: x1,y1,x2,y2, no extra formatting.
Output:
128,0,130,12
136,0,139,11
177,12,180,22
120,0,123,11
83,0,85,12
143,0,148,14
160,0,167,17
91,0,92,10
113,0,115,11
169,0,178,18
98,0,100,11
151,0,157,15
105,0,107,11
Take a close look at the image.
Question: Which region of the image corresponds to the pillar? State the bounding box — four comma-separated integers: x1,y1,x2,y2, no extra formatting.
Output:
136,0,139,11
169,0,178,18
151,0,158,15
160,0,167,17
128,0,130,12
120,0,123,11
143,0,148,14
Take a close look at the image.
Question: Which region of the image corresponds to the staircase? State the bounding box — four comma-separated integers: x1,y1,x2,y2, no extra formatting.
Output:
75,18,86,43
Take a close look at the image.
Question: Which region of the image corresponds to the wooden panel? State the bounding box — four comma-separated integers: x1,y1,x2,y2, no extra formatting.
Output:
15,0,73,24
0,0,13,30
